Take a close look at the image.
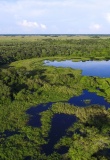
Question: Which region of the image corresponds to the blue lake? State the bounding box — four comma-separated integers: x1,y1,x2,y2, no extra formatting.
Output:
44,60,110,77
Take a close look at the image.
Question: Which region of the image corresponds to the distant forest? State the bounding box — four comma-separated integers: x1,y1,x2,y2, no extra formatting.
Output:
1,36,110,65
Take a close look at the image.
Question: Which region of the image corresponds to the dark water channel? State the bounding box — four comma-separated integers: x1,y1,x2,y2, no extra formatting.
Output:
26,102,52,127
27,90,110,127
44,60,110,77
26,89,110,154
0,130,19,138
42,114,77,155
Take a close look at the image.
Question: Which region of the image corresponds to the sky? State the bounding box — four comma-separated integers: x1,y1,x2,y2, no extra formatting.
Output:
0,0,110,34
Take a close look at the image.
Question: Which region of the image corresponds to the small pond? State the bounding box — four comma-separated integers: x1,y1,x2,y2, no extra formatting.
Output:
44,60,110,77
68,90,110,109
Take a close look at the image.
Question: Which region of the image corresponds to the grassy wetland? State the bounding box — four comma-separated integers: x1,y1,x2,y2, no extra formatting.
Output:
0,35,110,160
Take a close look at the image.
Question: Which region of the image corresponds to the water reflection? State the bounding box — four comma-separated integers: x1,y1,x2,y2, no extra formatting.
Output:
44,60,110,77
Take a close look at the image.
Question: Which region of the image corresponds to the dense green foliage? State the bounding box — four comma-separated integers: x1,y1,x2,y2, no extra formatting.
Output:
0,36,110,160
1,36,110,65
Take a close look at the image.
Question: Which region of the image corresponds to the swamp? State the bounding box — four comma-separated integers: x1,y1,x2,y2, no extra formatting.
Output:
0,35,110,160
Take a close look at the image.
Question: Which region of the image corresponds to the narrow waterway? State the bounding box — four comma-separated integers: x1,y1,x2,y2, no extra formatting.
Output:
42,114,77,155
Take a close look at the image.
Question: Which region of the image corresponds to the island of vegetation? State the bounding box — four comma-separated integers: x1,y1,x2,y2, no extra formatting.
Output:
0,35,110,160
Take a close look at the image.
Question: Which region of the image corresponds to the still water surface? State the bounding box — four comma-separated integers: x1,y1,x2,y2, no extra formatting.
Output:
68,90,110,109
27,90,110,154
42,114,77,155
44,60,110,77
27,90,110,128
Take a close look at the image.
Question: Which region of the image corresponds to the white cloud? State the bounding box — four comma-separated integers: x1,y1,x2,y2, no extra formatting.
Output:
1,0,110,34
105,13,110,23
40,24,47,29
89,24,101,30
18,20,47,30
19,20,39,28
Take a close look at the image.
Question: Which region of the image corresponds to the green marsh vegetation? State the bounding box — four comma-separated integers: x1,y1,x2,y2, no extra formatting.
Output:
0,35,110,159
